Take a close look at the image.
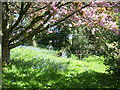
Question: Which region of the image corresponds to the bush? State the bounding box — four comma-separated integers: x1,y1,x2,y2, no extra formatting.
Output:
71,27,95,59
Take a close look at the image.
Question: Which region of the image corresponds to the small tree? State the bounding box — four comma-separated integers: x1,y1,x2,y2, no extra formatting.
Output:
71,27,94,59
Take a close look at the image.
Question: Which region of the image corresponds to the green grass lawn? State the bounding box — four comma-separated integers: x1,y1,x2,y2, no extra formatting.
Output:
2,46,120,88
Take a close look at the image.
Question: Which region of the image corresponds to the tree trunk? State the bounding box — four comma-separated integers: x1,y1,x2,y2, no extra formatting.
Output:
2,2,10,65
2,34,10,65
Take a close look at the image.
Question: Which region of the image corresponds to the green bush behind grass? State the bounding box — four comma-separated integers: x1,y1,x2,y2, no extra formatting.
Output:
2,46,120,88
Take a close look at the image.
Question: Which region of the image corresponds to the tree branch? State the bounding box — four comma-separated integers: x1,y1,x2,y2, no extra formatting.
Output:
10,39,26,49
9,3,90,49
58,2,72,8
50,4,90,27
9,13,53,49
8,2,31,33
21,2,24,12
30,5,47,13
2,2,9,32
9,10,50,43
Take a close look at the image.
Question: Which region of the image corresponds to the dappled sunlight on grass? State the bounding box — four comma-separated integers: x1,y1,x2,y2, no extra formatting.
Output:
3,46,120,88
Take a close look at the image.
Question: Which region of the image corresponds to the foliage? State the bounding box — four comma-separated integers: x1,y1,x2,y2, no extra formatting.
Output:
3,46,120,88
34,25,71,49
2,2,91,50
2,1,120,85
71,27,95,59
90,28,120,75
2,1,120,67
103,41,120,75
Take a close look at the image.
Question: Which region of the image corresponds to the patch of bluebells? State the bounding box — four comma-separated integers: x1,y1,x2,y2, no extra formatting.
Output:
11,80,14,82
15,45,68,72
17,45,42,51
31,58,67,72
17,45,55,56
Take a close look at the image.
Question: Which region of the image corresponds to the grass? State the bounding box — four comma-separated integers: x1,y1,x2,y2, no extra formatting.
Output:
2,46,120,89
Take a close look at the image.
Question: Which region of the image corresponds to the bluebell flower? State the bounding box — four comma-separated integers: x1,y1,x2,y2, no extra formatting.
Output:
59,66,63,69
32,67,36,69
11,80,14,82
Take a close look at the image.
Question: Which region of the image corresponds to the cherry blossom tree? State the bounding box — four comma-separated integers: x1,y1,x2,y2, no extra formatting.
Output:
2,1,120,69
2,2,89,64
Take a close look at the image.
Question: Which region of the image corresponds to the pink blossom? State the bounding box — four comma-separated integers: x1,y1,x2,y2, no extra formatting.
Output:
81,22,86,25
108,21,118,28
92,14,99,20
101,18,106,23
94,1,104,4
50,2,56,7
111,28,120,35
98,21,105,26
102,2,111,7
95,1,102,3
87,12,93,17
91,28,96,34
74,15,80,21
78,20,82,25
50,2,58,12
60,9,71,15
39,21,44,24
90,2,95,6
27,29,32,32
81,8,88,13
111,28,117,31
114,8,119,13
69,24,72,27
101,13,107,18
105,16,112,21
89,23,93,27
53,6,58,12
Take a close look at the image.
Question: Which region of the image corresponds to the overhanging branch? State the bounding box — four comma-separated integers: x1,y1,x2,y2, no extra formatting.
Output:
8,2,31,33
51,4,90,27
9,3,90,49
9,10,51,43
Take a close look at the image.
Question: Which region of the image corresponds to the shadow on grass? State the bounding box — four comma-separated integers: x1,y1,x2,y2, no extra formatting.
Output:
3,58,120,89
53,71,120,88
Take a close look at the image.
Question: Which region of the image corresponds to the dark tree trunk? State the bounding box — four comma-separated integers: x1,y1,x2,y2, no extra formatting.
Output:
2,2,10,65
2,34,10,65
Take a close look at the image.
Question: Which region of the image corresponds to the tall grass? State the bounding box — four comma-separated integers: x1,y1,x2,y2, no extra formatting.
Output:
2,46,120,88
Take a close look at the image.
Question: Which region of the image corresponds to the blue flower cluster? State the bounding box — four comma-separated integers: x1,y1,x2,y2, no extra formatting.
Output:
17,45,42,51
